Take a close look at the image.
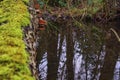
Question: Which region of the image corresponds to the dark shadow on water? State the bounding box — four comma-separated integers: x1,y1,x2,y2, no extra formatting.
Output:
36,22,120,80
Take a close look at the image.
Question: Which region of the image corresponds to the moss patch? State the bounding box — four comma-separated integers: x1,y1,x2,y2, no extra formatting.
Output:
0,0,34,80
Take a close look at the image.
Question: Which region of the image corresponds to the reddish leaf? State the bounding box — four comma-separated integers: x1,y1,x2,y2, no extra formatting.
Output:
39,19,47,25
34,4,40,9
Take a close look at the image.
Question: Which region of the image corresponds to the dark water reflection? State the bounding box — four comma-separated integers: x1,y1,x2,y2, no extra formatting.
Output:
36,22,120,80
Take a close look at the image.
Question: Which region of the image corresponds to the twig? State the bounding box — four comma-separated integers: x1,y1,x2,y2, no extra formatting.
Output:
110,28,120,42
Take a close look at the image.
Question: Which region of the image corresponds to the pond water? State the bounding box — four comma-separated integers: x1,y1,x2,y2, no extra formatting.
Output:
36,22,120,80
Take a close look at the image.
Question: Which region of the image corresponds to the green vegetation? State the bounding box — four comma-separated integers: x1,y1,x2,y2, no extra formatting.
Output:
37,0,104,14
37,0,118,21
0,0,34,80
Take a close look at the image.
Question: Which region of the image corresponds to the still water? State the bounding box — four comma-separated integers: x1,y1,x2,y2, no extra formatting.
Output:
36,22,120,80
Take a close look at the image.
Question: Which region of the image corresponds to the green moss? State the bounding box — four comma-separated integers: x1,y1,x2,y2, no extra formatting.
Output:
0,0,34,80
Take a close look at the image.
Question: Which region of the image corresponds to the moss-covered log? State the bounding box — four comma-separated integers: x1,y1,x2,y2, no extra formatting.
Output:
0,0,35,80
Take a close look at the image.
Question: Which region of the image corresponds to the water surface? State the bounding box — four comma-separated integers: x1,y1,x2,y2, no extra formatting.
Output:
36,22,120,80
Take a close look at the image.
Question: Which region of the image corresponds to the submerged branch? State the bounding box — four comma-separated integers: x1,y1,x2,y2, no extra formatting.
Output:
110,28,120,42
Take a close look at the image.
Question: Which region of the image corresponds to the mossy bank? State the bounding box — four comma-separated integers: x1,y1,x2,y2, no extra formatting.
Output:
0,0,35,80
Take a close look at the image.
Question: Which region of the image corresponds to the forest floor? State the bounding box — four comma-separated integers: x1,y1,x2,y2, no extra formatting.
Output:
37,5,120,24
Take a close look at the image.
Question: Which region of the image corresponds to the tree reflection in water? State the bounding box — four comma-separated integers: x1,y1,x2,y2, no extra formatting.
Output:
36,22,120,80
